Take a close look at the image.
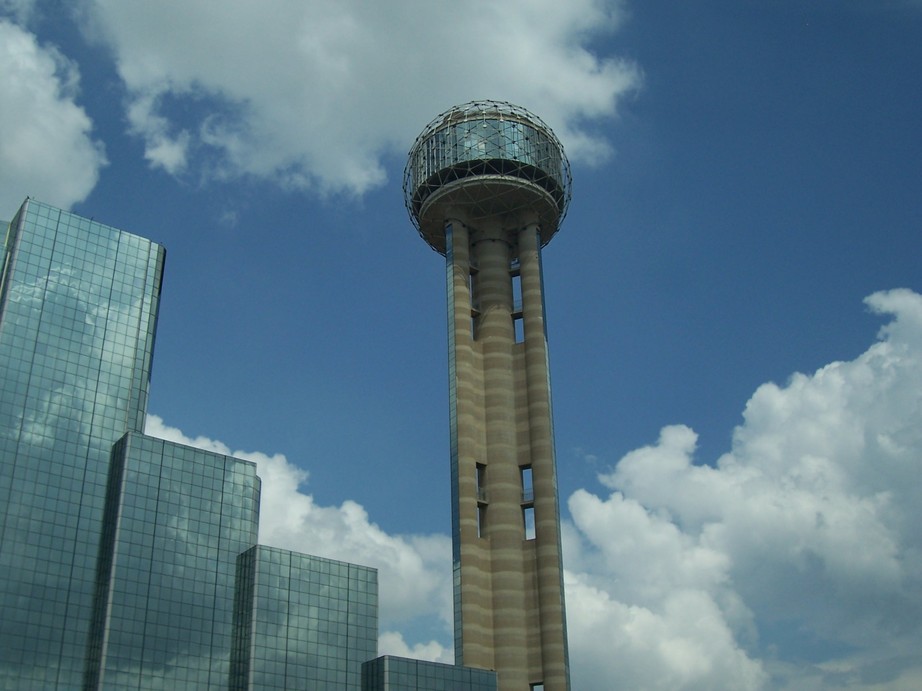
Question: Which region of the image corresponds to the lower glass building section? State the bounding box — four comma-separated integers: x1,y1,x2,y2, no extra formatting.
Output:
231,546,378,690
86,433,261,689
361,656,497,691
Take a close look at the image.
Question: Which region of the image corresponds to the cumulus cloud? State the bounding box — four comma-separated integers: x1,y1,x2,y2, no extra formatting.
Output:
125,93,191,174
76,0,639,194
144,414,453,633
0,18,106,213
378,631,452,665
566,573,766,690
565,289,922,690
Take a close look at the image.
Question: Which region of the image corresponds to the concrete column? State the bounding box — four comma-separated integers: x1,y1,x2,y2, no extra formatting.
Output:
473,219,529,689
446,217,493,669
519,224,570,691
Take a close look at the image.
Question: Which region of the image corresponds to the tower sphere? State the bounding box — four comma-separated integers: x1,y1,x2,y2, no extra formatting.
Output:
404,100,572,254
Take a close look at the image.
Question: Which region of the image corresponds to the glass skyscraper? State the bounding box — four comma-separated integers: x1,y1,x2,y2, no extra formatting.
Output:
0,200,164,687
0,199,495,690
85,433,263,688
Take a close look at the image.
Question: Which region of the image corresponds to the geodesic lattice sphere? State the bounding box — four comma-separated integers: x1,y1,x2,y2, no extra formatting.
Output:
404,100,572,255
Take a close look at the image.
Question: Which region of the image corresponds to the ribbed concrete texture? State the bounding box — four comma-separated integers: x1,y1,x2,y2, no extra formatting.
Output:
446,215,569,691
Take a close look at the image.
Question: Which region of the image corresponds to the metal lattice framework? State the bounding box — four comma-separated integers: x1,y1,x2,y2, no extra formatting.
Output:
404,100,572,254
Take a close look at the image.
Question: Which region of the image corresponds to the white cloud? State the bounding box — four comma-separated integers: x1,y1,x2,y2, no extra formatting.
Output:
143,414,452,632
566,573,767,691
77,0,639,194
378,631,452,665
566,289,922,689
0,19,106,213
125,93,190,174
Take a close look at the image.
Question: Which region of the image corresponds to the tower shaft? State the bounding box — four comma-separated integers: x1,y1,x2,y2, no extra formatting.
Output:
447,213,569,690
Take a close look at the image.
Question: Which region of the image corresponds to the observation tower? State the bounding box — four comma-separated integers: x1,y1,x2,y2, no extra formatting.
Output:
405,101,571,691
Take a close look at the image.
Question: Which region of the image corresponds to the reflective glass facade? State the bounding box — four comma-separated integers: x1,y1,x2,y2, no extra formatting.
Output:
0,200,164,688
408,117,563,189
361,655,497,691
405,109,568,213
86,433,261,688
404,100,572,254
231,547,377,690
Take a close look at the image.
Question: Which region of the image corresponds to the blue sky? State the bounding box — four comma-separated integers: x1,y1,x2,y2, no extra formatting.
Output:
2,1,921,688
